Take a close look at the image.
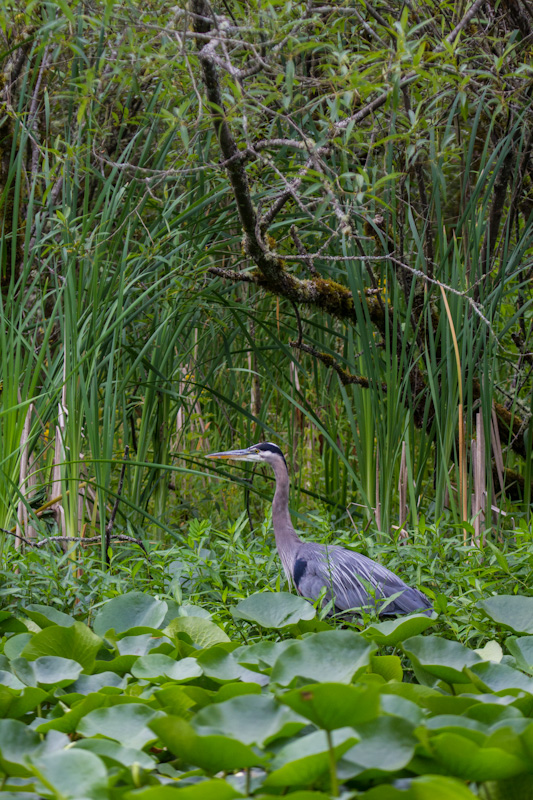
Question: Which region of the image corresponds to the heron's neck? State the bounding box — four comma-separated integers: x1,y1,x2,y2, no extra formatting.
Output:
271,459,301,559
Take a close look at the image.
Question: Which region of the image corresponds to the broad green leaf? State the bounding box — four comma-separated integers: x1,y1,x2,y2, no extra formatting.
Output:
11,656,83,688
116,633,172,656
198,646,268,685
466,661,533,695
402,636,481,685
67,671,126,696
507,636,533,675
35,693,108,734
371,654,403,682
4,634,32,660
124,780,243,800
21,621,102,671
474,640,503,663
264,728,357,787
29,749,107,800
279,682,380,730
93,592,168,636
0,719,41,776
77,703,165,748
478,596,533,635
150,716,266,772
231,592,316,628
132,654,202,682
74,738,156,769
428,731,527,780
362,613,435,646
339,717,417,777
0,686,49,719
164,616,230,648
23,604,76,629
234,640,295,671
194,693,306,746
363,774,478,798
271,630,375,686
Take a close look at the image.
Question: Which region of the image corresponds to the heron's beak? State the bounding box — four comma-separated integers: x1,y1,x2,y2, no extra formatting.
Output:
206,448,262,462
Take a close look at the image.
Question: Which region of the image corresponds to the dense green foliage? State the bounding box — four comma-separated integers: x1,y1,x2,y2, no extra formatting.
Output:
2,589,533,798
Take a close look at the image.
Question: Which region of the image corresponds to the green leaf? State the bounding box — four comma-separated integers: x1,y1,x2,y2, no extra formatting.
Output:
428,731,527,780
131,654,202,682
93,592,168,636
11,656,83,688
29,749,107,800
74,738,156,769
23,604,76,629
231,592,316,629
279,682,380,730
165,616,230,648
507,636,533,675
124,780,243,800
150,716,267,772
21,621,102,671
198,646,268,685
194,693,306,746
271,630,375,686
361,613,435,646
363,774,478,798
0,719,41,776
339,716,417,777
264,728,357,787
77,703,165,749
465,661,533,695
478,596,533,635
370,654,403,682
402,636,481,685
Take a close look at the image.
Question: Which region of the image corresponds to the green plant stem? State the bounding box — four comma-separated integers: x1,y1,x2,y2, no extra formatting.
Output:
326,729,339,797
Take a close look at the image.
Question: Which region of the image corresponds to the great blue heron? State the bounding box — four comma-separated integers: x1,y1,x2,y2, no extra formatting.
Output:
207,442,432,617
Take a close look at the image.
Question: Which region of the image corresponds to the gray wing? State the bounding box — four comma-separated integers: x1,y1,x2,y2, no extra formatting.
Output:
293,543,431,616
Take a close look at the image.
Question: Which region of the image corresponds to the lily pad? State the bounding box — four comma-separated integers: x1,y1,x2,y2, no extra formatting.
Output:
402,636,481,686
279,681,380,730
231,592,316,629
77,703,165,749
165,616,230,648
151,715,267,772
361,613,435,646
124,780,243,800
93,592,168,636
29,749,107,800
270,630,375,686
21,621,102,672
478,596,533,635
132,654,202,682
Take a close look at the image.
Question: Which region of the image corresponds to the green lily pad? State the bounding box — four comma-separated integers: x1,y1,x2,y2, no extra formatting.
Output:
194,693,306,746
29,749,107,800
234,640,295,672
339,716,417,777
22,604,76,629
124,780,243,800
279,681,380,730
264,727,357,787
77,703,165,749
371,654,403,682
362,613,435,646
466,661,533,695
11,656,83,688
363,775,478,798
478,596,533,635
270,630,375,686
231,592,316,629
93,592,168,636
151,715,266,772
506,636,533,675
164,616,230,648
74,738,156,769
131,654,202,682
428,731,527,780
198,646,268,685
0,719,41,776
21,621,102,672
402,636,481,686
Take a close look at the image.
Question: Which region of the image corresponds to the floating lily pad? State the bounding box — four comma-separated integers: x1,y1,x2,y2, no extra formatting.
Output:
29,749,107,800
279,682,380,730
478,596,533,635
270,630,375,686
231,592,316,629
21,621,102,672
165,616,230,648
151,715,267,772
93,592,168,636
402,636,481,686
194,693,306,746
361,613,435,646
78,703,165,749
124,779,243,800
131,654,202,682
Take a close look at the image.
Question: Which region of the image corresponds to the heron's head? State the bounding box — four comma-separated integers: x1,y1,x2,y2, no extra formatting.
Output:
207,442,288,471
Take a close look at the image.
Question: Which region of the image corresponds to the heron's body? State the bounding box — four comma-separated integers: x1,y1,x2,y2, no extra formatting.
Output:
208,442,431,617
